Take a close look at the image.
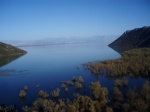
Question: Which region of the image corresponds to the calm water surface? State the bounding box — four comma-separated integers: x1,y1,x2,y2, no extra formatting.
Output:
0,43,145,109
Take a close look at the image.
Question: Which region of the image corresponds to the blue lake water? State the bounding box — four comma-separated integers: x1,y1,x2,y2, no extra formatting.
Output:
0,42,145,110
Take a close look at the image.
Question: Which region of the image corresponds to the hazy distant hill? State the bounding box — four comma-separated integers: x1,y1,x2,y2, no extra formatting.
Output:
0,42,27,57
0,36,118,47
108,26,150,53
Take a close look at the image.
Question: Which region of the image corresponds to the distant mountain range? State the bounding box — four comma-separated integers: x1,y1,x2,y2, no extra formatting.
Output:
0,42,27,57
0,36,118,47
108,26,150,53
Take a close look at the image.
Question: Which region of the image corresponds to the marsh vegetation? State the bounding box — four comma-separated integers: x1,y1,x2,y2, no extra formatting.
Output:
83,48,150,78
19,80,149,112
17,65,150,112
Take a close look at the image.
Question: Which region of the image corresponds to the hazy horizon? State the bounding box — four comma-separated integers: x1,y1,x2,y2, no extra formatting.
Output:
0,35,118,46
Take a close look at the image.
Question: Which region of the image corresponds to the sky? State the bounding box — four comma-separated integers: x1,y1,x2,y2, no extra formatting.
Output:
0,0,150,40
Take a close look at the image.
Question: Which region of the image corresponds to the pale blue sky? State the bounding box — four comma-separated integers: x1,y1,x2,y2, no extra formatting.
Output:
0,0,150,40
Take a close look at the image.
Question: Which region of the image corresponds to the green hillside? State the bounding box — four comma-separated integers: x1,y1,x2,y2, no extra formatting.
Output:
0,42,27,57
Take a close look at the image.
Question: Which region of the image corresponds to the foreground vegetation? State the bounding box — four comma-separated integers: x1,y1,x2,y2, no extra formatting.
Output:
1,80,149,112
83,48,150,78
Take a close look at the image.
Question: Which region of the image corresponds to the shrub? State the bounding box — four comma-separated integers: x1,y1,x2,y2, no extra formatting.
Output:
75,82,82,89
51,88,60,98
24,86,28,91
19,90,26,98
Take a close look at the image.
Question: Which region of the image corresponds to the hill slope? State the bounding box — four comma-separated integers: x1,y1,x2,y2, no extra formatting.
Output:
0,42,27,57
108,26,150,53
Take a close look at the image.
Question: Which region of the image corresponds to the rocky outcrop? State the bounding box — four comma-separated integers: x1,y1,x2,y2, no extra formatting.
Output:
108,26,150,53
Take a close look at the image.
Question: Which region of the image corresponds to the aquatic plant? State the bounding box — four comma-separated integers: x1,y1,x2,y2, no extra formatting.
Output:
38,90,49,99
114,79,122,86
22,106,32,112
114,77,128,87
31,98,67,112
113,87,123,101
19,81,150,112
122,103,130,112
75,82,82,89
51,88,60,98
90,82,109,104
82,64,88,70
126,81,150,112
65,87,68,92
113,101,122,111
32,98,47,110
90,82,101,99
43,92,49,99
38,90,44,97
74,95,96,112
60,76,84,91
72,76,77,82
78,76,84,83
141,81,150,103
24,86,28,91
106,106,113,112
61,83,66,88
66,104,78,112
135,99,149,112
67,80,74,86
0,105,18,112
61,80,74,86
73,94,112,112
19,90,26,98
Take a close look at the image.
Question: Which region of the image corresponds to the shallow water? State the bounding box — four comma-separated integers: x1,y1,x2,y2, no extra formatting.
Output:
0,43,145,110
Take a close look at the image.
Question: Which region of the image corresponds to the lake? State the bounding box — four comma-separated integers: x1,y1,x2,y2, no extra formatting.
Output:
0,42,145,110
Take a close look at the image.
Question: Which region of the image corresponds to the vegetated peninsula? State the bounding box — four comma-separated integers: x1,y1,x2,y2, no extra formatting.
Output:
108,26,150,53
84,26,150,78
0,42,27,57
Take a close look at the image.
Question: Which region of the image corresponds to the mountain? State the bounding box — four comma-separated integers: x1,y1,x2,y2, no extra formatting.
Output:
0,36,118,47
108,26,150,53
0,42,27,57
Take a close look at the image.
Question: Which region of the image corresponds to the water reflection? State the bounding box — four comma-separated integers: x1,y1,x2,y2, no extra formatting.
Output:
0,55,24,67
0,55,28,76
108,45,123,54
